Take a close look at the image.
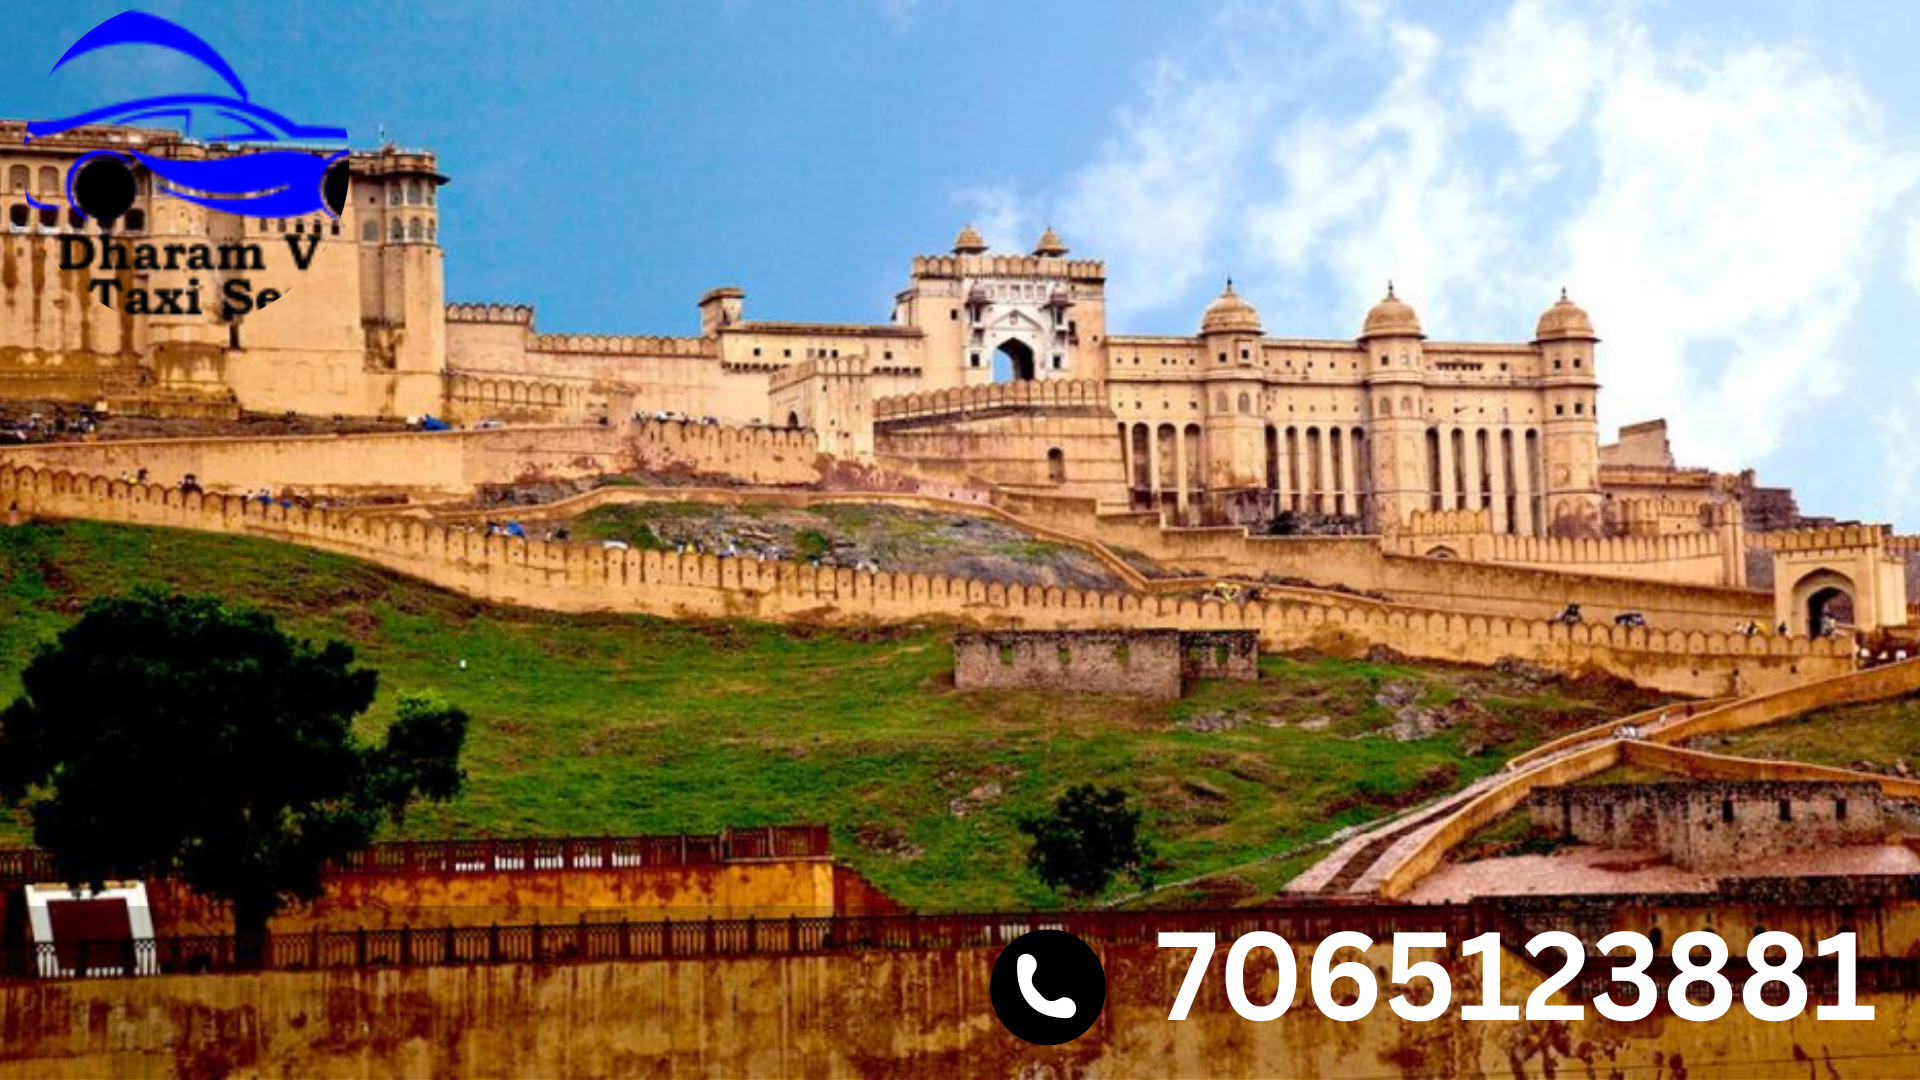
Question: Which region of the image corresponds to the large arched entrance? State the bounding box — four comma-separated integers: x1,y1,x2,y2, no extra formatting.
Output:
991,339,1036,383
1791,569,1857,637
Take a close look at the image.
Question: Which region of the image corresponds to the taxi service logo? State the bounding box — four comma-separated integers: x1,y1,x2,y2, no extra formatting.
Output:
24,11,350,316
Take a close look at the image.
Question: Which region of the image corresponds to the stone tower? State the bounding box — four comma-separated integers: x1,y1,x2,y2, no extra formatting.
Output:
1535,290,1602,536
1197,281,1268,521
1360,284,1427,532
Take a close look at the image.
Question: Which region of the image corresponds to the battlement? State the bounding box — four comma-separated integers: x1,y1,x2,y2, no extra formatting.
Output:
909,254,1106,281
769,356,869,393
531,333,714,358
1888,534,1920,555
0,463,1855,699
873,380,1110,424
447,303,535,325
1748,524,1889,553
1395,509,1490,537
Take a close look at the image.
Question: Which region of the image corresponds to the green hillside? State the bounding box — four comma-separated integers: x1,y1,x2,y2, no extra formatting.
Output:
0,520,1663,910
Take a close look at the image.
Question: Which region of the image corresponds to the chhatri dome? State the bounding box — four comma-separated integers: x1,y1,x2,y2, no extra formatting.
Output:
951,223,988,255
1360,282,1423,339
1200,279,1263,335
1032,226,1069,257
1535,288,1598,342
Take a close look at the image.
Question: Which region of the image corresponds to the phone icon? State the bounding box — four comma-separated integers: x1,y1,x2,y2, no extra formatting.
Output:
990,929,1106,1044
1017,952,1077,1019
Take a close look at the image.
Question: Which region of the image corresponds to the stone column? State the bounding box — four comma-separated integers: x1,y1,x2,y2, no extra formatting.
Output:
1514,434,1536,537
1274,430,1289,510
1316,428,1334,515
1340,428,1360,518
1489,430,1510,534
1462,427,1482,518
1438,428,1457,512
1174,430,1189,517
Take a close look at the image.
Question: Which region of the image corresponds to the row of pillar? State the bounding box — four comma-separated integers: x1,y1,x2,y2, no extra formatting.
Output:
1428,426,1543,536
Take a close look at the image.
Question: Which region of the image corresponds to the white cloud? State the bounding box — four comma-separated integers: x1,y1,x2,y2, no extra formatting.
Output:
1058,59,1273,318
951,183,1033,255
1006,0,1917,518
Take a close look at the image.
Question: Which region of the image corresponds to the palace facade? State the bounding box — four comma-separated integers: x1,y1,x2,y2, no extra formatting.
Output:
3,123,1604,534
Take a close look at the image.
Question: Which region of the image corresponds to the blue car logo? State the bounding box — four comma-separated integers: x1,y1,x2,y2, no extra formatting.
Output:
26,11,348,222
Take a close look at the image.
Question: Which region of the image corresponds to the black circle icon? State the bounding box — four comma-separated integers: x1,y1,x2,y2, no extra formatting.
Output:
989,929,1106,1045
73,154,137,222
322,157,350,217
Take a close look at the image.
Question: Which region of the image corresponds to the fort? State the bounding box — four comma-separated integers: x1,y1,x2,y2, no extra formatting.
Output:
5,120,1920,1076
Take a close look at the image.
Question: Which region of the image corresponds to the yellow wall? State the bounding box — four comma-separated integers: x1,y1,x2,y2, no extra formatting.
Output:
3,935,1918,1078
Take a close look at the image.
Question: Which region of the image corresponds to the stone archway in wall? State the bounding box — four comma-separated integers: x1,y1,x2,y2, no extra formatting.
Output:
1791,569,1857,637
992,338,1036,383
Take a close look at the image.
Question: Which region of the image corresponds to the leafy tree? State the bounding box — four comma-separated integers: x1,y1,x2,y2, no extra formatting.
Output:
1019,784,1153,900
0,590,468,965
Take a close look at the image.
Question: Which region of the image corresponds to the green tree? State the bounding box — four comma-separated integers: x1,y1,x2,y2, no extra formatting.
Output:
0,591,468,965
1018,784,1153,900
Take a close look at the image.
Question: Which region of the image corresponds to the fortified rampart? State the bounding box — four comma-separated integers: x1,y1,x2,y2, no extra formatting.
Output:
0,464,1854,696
5,906,1920,1078
1528,780,1885,870
0,426,632,497
872,379,1110,426
0,419,826,498
1385,507,1739,588
995,489,1776,633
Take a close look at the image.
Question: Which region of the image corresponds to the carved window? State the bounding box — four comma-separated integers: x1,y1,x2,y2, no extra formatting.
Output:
362,219,377,242
37,166,57,193
6,165,25,192
390,218,404,241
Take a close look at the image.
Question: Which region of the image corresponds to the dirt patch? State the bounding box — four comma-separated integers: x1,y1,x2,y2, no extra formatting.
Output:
567,501,1125,590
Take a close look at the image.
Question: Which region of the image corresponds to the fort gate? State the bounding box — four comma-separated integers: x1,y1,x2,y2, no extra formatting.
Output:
1761,525,1911,637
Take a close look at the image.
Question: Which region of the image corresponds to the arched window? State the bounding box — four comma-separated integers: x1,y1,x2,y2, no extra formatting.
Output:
407,180,422,205
1047,448,1066,483
1237,392,1251,414
388,185,402,207
426,219,436,242
276,218,287,233
66,209,83,230
390,218,405,241
295,219,304,233
362,219,377,242
37,166,58,193
37,207,57,229
124,209,145,232
8,204,27,229
425,184,435,206
408,217,424,241
7,166,26,193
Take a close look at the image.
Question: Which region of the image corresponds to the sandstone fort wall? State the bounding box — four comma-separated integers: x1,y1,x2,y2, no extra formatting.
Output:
0,464,1852,696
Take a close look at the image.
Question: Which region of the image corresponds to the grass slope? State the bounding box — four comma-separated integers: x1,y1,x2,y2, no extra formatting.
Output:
0,520,1660,910
1688,695,1920,771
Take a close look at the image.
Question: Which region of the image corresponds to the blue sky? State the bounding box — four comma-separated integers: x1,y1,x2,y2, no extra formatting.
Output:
6,1,1918,527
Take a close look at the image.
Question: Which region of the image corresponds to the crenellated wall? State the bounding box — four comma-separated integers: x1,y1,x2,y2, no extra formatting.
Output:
873,379,1110,425
0,425,633,497
0,464,1853,696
